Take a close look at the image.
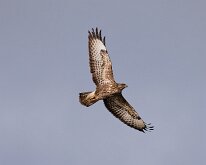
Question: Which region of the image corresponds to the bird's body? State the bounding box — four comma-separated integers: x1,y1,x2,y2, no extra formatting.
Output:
79,28,153,132
80,83,127,107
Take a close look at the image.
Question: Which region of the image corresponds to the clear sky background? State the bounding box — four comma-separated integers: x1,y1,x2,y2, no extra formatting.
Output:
0,0,206,165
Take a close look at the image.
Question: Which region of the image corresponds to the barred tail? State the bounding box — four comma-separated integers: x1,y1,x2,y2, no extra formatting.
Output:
79,91,98,107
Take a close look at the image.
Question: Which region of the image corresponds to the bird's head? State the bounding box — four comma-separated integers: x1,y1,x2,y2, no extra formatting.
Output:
118,83,128,91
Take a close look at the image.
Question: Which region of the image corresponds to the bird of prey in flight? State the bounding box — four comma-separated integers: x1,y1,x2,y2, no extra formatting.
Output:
79,28,153,132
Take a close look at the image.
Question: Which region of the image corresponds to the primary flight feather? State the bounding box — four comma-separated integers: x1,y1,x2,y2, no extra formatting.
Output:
79,28,153,132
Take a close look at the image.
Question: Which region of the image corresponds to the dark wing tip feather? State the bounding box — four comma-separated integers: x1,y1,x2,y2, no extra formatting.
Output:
99,30,102,41
103,36,106,45
88,27,106,46
143,123,154,132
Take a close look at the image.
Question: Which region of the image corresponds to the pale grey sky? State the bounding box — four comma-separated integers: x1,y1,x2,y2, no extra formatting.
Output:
0,0,206,165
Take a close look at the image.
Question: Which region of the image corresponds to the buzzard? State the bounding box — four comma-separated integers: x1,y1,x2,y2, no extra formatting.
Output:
79,28,153,132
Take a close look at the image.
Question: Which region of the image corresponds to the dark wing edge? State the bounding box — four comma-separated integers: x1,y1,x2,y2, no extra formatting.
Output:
88,27,106,46
103,93,154,132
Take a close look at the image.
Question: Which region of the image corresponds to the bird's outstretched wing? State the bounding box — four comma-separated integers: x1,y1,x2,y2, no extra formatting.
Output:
88,28,115,86
103,93,154,132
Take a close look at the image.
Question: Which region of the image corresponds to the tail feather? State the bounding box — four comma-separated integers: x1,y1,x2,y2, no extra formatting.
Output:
79,91,98,107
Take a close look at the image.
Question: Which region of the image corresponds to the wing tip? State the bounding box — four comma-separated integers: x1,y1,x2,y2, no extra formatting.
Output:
88,27,106,46
142,123,154,132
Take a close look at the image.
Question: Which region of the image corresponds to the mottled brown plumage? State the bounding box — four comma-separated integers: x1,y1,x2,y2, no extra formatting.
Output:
79,28,153,132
